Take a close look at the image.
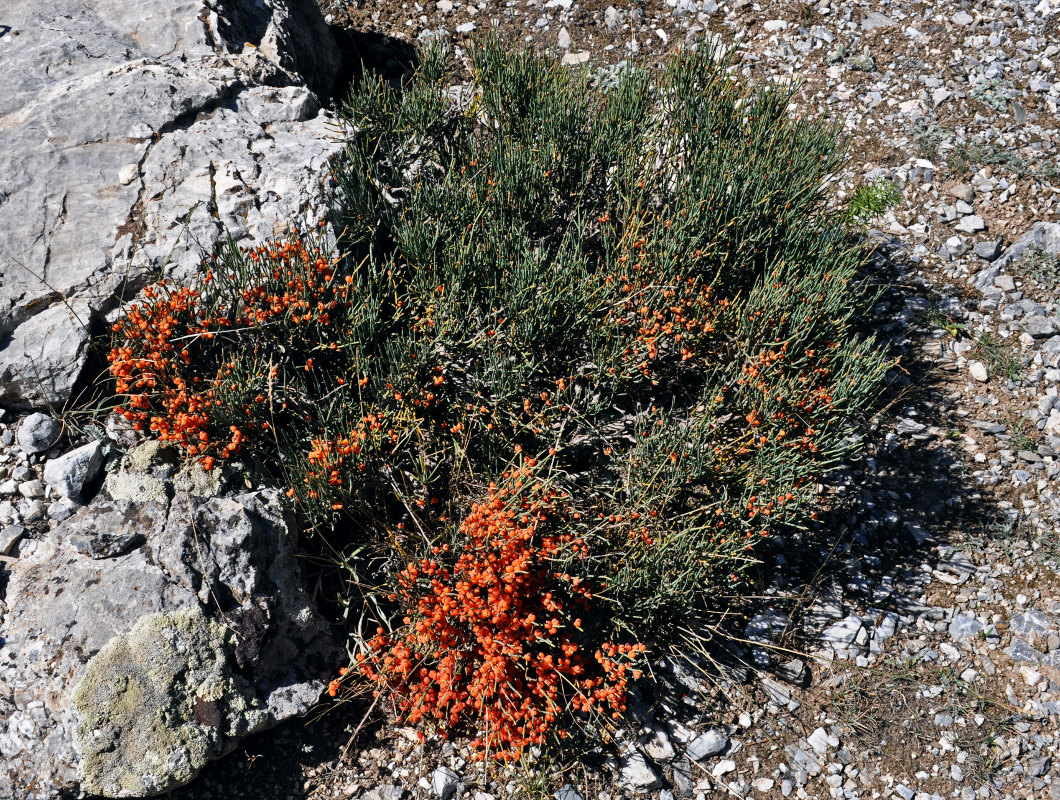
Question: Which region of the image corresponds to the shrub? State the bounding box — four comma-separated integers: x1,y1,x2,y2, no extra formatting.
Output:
104,39,891,757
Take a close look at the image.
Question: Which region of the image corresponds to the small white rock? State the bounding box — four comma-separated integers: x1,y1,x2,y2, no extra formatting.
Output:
17,413,62,454
431,767,460,800
18,479,44,499
1019,665,1043,686
561,51,590,65
712,759,736,778
44,440,103,500
20,498,44,522
807,727,831,754
118,163,139,186
955,215,986,233
969,361,989,382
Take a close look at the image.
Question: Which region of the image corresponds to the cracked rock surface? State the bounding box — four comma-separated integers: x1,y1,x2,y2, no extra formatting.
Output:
0,464,339,798
0,0,343,409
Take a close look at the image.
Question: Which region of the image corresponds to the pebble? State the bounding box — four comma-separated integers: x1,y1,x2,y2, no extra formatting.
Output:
618,747,663,791
973,239,1003,261
807,728,832,754
0,523,24,555
948,614,983,641
17,480,44,499
711,759,736,778
1020,665,1044,686
431,767,459,800
687,729,728,761
955,215,986,233
775,658,808,686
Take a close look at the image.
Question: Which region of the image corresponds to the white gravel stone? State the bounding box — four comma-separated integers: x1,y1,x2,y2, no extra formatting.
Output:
969,361,989,382
432,767,460,800
18,480,44,499
1020,665,1044,686
955,215,986,233
618,747,663,791
807,727,831,754
711,759,736,778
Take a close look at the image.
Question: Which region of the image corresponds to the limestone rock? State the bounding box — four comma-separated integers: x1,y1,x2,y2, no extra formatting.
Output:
44,440,103,500
0,489,339,797
74,608,241,796
687,728,728,761
991,221,1060,275
16,412,62,454
0,0,342,408
618,745,663,791
432,766,461,800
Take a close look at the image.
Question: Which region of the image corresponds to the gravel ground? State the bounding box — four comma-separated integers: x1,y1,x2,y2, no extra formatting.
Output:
5,0,1060,798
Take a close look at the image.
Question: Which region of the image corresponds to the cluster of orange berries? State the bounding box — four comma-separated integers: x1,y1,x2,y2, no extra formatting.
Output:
107,239,348,468
107,285,220,456
353,472,644,761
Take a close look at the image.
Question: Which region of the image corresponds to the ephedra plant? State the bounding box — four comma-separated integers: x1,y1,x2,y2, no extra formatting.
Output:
104,39,891,759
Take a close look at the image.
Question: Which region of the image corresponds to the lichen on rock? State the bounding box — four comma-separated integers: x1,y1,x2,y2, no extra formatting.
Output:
73,606,269,797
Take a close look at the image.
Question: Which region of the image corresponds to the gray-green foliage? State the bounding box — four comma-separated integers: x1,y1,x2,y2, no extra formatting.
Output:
846,46,876,71
325,39,891,635
948,136,1060,179
103,38,891,653
1020,244,1060,289
970,78,1011,113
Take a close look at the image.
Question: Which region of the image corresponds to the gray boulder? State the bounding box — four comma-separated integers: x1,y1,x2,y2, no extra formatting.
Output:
0,488,339,797
0,0,342,408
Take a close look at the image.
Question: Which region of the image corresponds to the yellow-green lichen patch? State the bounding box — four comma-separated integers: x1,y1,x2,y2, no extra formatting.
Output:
173,459,223,498
72,607,260,797
104,467,169,506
